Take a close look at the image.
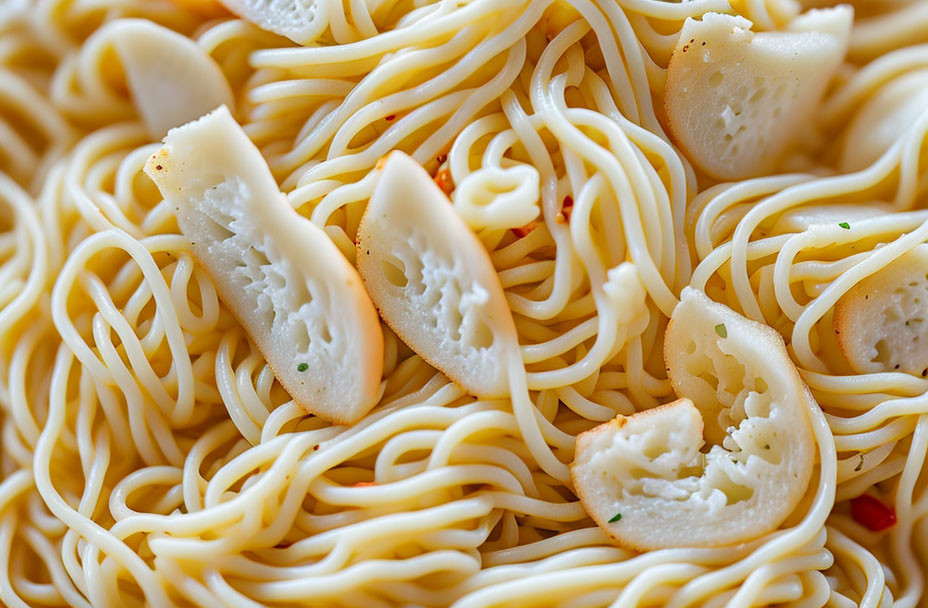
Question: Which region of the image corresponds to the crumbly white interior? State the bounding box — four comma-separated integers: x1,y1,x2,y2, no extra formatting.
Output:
836,244,928,374
572,288,816,549
144,106,382,424
665,7,851,179
358,152,519,398
220,0,324,44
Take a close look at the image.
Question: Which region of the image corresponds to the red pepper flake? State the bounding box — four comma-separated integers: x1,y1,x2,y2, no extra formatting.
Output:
385,114,396,121
850,494,896,531
312,444,319,451
562,195,574,221
436,153,447,164
511,222,538,238
155,165,163,170
434,168,454,195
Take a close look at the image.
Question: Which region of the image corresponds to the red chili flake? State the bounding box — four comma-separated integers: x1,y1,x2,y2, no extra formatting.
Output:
562,195,574,221
850,494,896,531
385,114,396,121
312,444,319,451
155,165,163,170
511,222,538,238
434,168,454,195
436,153,447,164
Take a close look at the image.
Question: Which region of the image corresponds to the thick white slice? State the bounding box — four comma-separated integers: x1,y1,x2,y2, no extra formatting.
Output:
840,69,928,172
220,0,326,45
834,244,928,374
102,19,234,139
665,8,851,180
573,288,816,550
357,152,519,398
143,106,383,424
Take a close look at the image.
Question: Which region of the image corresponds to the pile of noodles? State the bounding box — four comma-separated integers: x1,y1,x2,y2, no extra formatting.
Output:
0,0,926,606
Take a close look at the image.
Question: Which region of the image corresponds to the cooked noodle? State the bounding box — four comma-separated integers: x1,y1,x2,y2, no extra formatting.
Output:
0,0,926,606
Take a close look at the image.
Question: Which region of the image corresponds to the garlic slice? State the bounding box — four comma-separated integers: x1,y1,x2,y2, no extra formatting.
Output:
835,244,928,374
144,106,383,424
665,7,851,180
220,0,326,45
357,152,519,398
572,288,816,549
104,19,234,139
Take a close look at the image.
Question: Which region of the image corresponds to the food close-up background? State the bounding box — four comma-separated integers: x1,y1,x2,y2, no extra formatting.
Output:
0,0,927,606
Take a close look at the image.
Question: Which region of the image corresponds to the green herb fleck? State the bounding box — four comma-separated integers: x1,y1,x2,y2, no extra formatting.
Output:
715,323,727,338
297,362,309,372
608,512,623,523
838,222,850,230
855,453,864,472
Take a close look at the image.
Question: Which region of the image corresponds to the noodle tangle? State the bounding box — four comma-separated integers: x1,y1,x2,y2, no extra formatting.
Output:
0,0,926,606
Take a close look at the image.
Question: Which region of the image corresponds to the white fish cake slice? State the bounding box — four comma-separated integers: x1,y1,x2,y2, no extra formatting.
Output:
835,244,928,375
356,152,519,398
144,106,383,425
572,288,816,550
103,19,234,139
665,7,851,180
220,0,326,45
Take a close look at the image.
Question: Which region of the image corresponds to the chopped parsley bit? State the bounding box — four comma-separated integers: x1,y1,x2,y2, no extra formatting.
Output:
838,222,850,230
715,323,727,338
855,453,865,472
297,362,309,372
608,512,623,523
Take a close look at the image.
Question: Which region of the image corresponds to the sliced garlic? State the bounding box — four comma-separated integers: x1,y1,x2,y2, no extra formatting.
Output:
665,7,851,179
572,288,816,549
104,19,234,139
357,152,519,398
144,106,383,424
835,244,928,374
